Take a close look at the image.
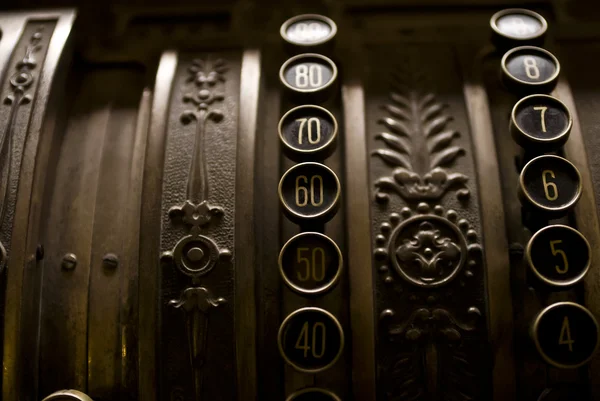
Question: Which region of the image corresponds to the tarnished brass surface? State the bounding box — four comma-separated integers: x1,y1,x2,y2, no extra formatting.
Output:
2,2,600,401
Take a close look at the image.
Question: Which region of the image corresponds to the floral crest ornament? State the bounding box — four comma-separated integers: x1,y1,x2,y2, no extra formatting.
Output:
374,203,481,288
372,70,470,202
161,57,230,401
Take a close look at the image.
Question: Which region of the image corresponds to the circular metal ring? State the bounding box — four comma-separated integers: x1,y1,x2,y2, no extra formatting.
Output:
277,307,344,373
280,14,337,47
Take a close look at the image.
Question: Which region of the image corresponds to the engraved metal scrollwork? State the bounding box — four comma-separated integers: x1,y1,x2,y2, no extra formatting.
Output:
0,27,44,273
380,306,481,401
372,59,485,400
161,57,230,401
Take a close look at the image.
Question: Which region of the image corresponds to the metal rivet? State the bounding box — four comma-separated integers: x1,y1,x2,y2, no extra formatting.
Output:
102,253,119,269
36,244,44,261
62,253,77,270
186,247,205,262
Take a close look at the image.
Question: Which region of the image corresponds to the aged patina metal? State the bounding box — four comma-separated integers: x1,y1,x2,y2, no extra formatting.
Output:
2,2,600,401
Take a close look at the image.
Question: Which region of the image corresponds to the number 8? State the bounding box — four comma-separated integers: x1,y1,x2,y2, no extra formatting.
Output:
524,56,540,80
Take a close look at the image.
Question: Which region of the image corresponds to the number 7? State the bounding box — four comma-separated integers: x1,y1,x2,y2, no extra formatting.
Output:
533,106,548,132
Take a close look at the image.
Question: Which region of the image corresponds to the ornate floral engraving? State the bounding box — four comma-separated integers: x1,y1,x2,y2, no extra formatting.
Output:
0,27,44,273
161,58,230,401
372,58,487,400
169,287,226,401
380,306,481,401
374,203,480,288
372,70,469,203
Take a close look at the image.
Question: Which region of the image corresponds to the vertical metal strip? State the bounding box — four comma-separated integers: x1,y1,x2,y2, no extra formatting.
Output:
235,48,260,401
342,63,376,401
2,10,75,401
86,70,144,399
459,46,516,401
138,51,178,401
555,79,600,397
120,88,152,398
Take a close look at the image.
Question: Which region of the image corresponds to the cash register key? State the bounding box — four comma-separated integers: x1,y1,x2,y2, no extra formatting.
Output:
278,162,341,224
490,8,547,49
278,307,344,373
280,14,337,48
526,225,591,288
286,388,341,401
501,46,560,94
279,232,343,296
279,53,338,102
531,302,599,369
518,155,582,216
510,94,572,152
278,105,338,161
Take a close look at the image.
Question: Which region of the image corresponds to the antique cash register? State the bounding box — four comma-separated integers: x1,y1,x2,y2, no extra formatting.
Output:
0,1,600,400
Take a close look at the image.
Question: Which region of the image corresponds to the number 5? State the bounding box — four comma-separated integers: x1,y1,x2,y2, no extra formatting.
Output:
550,240,569,274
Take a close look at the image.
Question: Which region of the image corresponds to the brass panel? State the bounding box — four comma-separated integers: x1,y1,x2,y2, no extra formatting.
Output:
38,67,145,398
366,45,492,399
143,50,242,401
0,10,75,401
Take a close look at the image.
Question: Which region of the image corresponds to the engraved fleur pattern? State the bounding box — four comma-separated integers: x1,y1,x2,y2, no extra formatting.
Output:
181,58,227,123
161,57,231,401
0,27,45,274
395,221,461,284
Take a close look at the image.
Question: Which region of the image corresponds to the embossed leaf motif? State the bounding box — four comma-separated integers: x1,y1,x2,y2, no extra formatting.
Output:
385,307,481,401
395,222,461,283
373,71,469,201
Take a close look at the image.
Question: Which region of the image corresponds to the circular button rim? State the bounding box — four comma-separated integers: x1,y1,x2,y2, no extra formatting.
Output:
279,53,338,94
278,105,338,157
510,94,572,148
279,232,343,296
519,154,582,213
278,162,341,221
277,307,345,373
286,387,341,401
526,224,591,287
280,14,338,47
532,301,600,369
490,8,548,41
501,46,560,89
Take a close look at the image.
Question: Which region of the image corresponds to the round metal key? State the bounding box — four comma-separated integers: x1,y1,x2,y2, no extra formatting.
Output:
518,155,582,215
532,302,599,369
278,162,341,223
286,388,341,401
510,94,572,152
279,53,338,101
526,225,591,288
278,105,338,161
490,8,547,49
501,46,560,94
42,390,94,401
278,307,344,373
280,14,337,48
279,232,343,296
